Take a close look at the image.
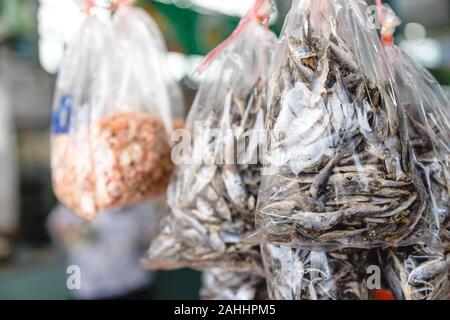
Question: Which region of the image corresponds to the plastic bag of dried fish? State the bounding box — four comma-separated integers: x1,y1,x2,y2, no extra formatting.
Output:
255,0,437,250
261,244,369,300
379,5,450,301
51,5,177,220
144,1,277,272
201,269,267,300
383,22,450,246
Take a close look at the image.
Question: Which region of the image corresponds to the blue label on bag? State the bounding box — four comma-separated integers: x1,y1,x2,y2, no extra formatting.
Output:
52,95,73,135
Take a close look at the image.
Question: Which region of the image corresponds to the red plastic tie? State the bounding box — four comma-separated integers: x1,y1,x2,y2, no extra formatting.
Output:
376,0,395,46
374,289,396,300
196,0,273,75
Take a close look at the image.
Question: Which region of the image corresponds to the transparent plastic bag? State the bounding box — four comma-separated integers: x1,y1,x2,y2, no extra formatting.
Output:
382,245,449,300
384,36,449,247
114,4,186,124
51,6,176,220
144,1,276,272
201,269,267,300
379,5,450,301
262,244,369,300
255,0,436,250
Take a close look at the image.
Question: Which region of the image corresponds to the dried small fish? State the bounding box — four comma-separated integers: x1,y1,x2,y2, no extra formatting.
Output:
262,244,369,300
257,2,433,250
144,86,266,272
222,165,248,212
144,83,267,272
144,22,277,273
382,245,450,300
386,46,450,239
201,269,267,300
288,37,317,64
380,27,450,300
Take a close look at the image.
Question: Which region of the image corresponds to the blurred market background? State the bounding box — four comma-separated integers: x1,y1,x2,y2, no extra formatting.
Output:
0,0,449,299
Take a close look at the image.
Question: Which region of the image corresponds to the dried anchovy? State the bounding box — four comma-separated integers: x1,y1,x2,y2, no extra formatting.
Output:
382,245,450,300
52,112,173,220
257,11,430,249
144,83,266,273
406,100,449,240
404,101,449,237
201,268,267,300
262,244,369,300
381,98,450,300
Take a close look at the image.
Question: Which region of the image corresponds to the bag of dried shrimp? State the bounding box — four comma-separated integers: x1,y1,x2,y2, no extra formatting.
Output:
51,1,177,220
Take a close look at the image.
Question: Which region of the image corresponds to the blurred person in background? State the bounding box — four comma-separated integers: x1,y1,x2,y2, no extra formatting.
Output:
47,202,159,300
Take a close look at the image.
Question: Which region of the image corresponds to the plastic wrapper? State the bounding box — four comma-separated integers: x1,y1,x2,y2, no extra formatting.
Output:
144,1,277,273
120,2,186,122
51,6,176,220
262,244,369,300
255,0,437,250
201,269,267,300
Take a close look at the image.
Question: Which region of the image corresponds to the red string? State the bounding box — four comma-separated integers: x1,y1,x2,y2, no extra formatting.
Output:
196,0,273,75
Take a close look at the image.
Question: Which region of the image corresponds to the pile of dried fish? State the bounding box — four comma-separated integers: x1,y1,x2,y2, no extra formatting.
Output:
382,245,449,300
387,125,450,301
387,45,450,237
145,22,276,272
256,0,432,250
201,268,267,300
52,112,173,220
145,85,265,272
380,20,450,300
262,244,369,300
